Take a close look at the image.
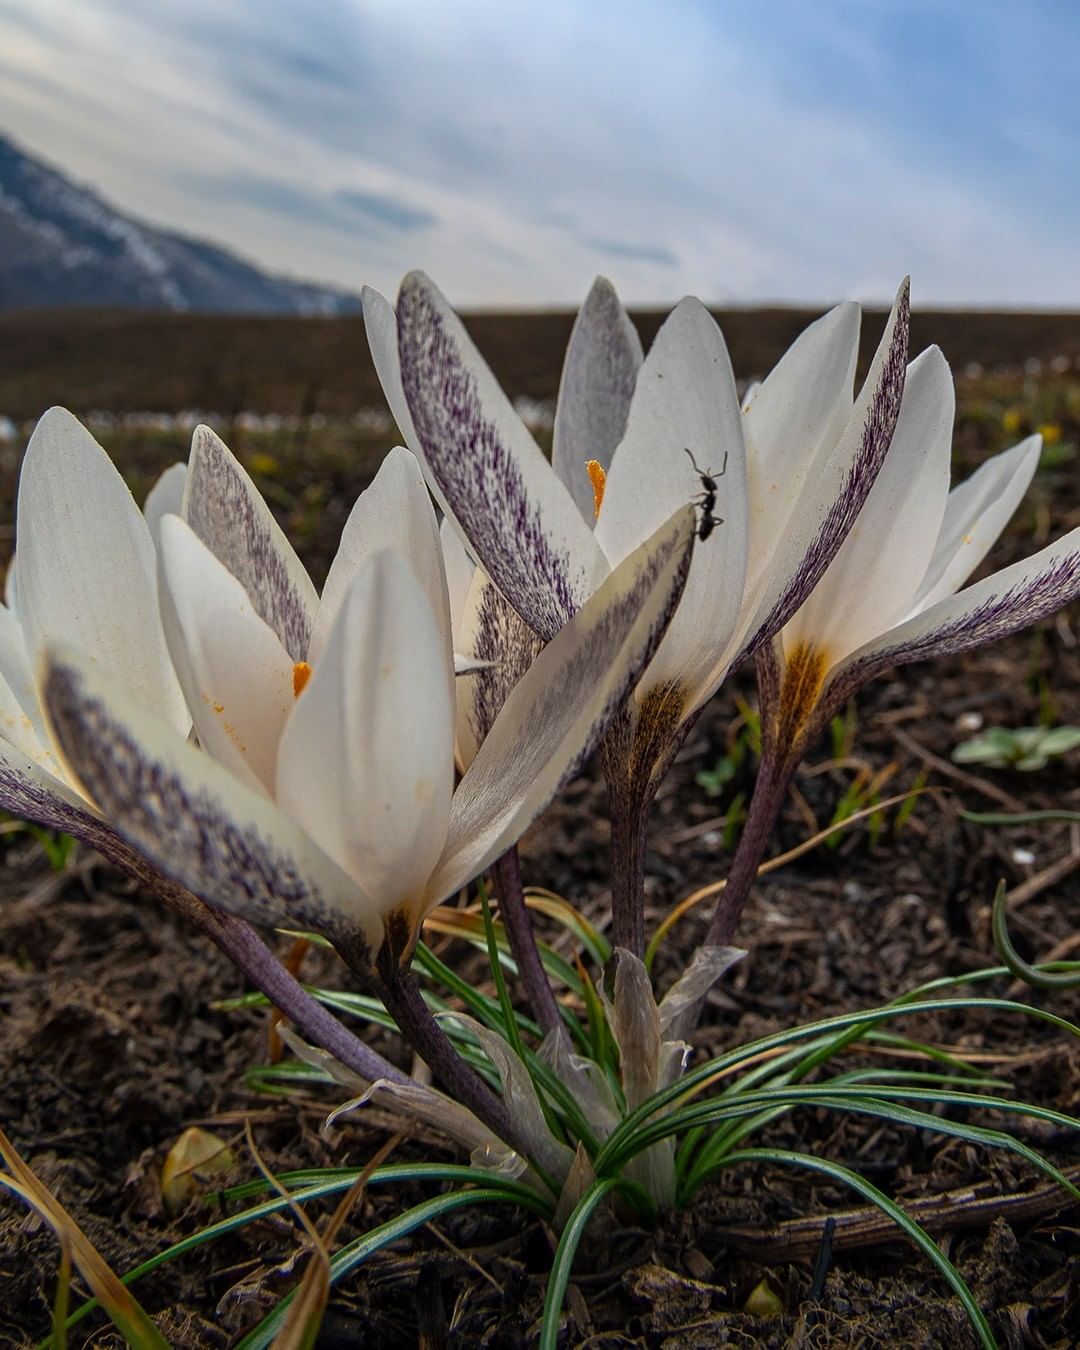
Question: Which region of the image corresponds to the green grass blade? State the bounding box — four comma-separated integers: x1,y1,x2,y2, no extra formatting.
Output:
707,1148,996,1349
677,1087,1077,1201
539,1177,621,1350
595,997,1079,1171
991,879,1080,989
54,1166,550,1342
236,1187,534,1349
961,808,1080,825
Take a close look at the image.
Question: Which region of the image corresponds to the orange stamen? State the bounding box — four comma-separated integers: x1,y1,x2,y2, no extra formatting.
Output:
586,459,607,519
292,661,313,698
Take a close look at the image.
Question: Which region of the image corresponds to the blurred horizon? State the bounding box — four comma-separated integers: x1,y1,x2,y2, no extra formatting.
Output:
1,0,1077,309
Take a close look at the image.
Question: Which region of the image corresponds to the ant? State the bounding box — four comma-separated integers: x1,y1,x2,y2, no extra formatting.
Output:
684,447,728,542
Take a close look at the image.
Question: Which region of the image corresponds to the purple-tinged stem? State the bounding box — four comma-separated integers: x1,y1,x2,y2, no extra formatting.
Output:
704,743,797,947
704,642,811,949
491,846,562,1036
94,832,410,1086
604,764,651,958
371,963,523,1153
194,907,411,1086
602,693,693,959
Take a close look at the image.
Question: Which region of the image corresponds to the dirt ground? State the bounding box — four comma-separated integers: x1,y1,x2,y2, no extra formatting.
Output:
1,314,1079,1347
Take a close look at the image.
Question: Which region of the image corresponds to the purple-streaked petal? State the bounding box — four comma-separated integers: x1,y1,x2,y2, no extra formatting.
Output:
0,736,97,834
454,569,544,769
735,278,911,661
429,506,695,903
181,425,318,662
552,277,643,522
396,271,608,642
42,643,383,953
785,346,954,661
831,527,1080,695
911,436,1042,612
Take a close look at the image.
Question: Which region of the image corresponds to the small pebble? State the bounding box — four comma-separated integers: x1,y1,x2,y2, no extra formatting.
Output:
955,711,984,733
842,881,865,903
1011,847,1036,866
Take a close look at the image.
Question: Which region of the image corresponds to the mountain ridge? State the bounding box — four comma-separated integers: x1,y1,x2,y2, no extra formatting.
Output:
0,135,360,315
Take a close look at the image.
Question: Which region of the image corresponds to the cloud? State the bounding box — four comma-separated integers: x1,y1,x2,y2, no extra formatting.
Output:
0,0,1078,305
585,238,678,268
335,187,437,232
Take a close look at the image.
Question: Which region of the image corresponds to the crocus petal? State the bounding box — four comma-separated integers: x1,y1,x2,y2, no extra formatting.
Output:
784,346,955,662
732,278,911,664
0,668,51,769
16,408,188,735
396,271,608,641
429,505,695,904
182,425,318,662
0,735,103,834
831,526,1080,695
552,276,643,522
144,462,187,547
277,552,455,918
42,643,382,952
0,604,48,747
361,284,421,450
440,516,475,642
454,568,543,769
911,436,1042,613
596,297,749,703
742,301,860,506
310,447,452,694
159,516,295,796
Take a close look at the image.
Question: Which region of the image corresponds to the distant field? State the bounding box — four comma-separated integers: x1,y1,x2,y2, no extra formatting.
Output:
1,303,1079,420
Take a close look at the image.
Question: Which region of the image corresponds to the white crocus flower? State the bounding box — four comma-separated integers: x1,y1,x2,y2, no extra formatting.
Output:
775,369,1079,745
705,369,1080,949
0,408,189,840
362,274,911,800
42,438,697,970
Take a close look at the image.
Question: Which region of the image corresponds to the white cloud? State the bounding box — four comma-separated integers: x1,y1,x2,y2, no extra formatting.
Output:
0,0,1076,305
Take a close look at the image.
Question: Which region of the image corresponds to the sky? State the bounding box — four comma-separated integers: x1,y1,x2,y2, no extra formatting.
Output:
1,0,1078,308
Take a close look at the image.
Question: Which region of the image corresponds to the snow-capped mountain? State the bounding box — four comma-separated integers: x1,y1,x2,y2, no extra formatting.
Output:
0,136,360,314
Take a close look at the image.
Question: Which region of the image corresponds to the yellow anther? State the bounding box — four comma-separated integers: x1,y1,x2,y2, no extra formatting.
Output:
292,661,313,698
586,459,607,519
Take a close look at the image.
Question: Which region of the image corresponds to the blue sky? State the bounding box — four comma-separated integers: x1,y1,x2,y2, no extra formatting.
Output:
1,0,1077,306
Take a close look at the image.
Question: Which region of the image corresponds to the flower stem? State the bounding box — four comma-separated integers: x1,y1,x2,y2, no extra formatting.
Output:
96,831,410,1086
704,744,796,946
372,964,522,1151
491,846,562,1036
605,767,652,958
602,699,690,959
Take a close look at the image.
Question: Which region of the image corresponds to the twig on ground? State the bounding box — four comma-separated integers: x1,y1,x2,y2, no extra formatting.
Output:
712,1165,1080,1262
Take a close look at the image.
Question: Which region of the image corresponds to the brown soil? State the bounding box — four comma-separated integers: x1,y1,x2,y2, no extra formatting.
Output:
1,303,1079,422
1,315,1080,1348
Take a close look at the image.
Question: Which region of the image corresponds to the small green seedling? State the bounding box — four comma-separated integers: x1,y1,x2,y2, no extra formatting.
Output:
952,725,1080,772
